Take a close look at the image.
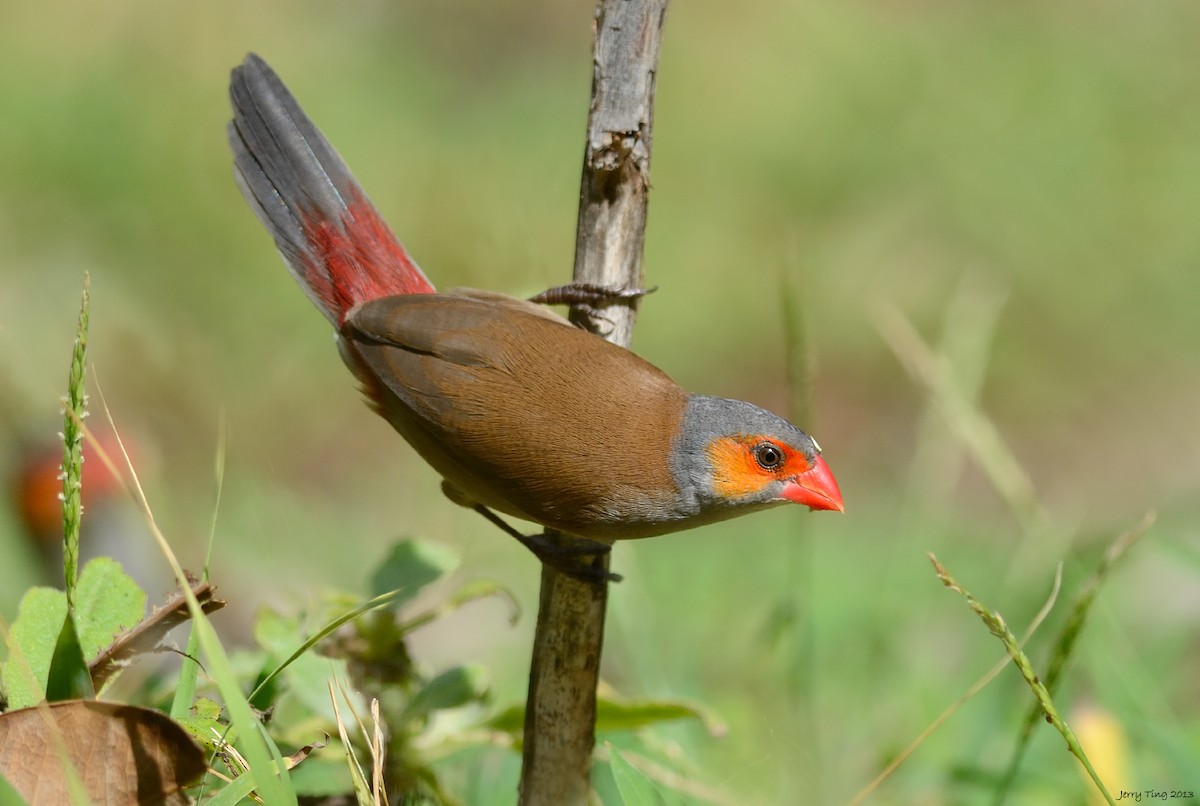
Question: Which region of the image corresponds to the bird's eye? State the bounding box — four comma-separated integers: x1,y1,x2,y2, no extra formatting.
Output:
753,442,785,471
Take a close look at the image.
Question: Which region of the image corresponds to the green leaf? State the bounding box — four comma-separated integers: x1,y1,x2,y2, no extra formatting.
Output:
596,698,721,736
74,557,147,662
253,608,350,722
246,586,414,708
400,578,522,633
368,539,458,607
607,744,666,806
45,614,94,701
287,754,354,798
4,588,68,708
175,697,226,754
400,664,490,726
485,695,719,739
484,703,525,735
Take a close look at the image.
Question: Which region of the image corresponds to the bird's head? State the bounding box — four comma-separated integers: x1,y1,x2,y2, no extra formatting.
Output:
671,395,844,519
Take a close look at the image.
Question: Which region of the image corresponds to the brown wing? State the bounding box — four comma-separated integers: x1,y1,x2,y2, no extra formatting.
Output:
340,290,688,537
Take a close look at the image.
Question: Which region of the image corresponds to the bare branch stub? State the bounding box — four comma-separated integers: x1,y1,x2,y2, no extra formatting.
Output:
571,128,651,335
569,2,665,339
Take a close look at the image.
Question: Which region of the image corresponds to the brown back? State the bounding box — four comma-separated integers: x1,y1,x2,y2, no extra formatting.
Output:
341,291,688,534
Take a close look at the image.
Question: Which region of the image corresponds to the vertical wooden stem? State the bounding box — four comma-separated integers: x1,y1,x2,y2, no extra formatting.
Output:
517,2,668,804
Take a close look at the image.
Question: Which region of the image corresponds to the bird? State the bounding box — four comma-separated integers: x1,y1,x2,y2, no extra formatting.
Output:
226,54,842,574
10,428,169,591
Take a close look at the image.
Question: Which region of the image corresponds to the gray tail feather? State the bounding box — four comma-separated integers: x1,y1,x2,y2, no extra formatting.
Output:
228,53,358,318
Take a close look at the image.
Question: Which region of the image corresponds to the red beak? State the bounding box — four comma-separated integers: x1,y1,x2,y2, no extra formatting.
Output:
781,455,844,512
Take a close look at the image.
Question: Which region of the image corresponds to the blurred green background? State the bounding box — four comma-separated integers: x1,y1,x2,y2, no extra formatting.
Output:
2,0,1198,802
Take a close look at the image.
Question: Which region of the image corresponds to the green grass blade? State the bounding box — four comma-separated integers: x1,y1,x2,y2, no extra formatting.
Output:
875,304,1047,534
201,766,262,806
779,241,826,798
904,270,1008,514
247,585,410,706
171,413,226,722
329,679,375,806
781,249,814,430
191,605,295,805
607,743,667,806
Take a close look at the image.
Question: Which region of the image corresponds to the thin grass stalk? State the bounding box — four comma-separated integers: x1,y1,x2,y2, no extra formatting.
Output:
993,512,1155,804
87,387,296,805
874,304,1047,534
849,564,1062,805
171,413,227,722
60,274,91,610
780,254,823,797
903,270,1008,517
930,554,1116,806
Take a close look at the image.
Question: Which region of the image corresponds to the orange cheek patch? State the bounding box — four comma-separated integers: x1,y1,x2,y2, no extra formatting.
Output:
705,436,804,500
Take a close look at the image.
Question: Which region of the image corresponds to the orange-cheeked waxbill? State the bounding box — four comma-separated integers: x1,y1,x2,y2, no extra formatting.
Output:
226,54,843,546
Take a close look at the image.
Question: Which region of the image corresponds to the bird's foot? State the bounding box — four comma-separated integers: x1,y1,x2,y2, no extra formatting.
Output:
472,505,621,584
529,282,657,334
521,532,621,584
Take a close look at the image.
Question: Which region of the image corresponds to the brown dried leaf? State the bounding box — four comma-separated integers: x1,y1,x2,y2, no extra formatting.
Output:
0,699,206,805
284,732,328,770
90,580,226,690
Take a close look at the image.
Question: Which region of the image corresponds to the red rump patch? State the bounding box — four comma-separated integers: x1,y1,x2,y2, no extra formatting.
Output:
300,187,435,323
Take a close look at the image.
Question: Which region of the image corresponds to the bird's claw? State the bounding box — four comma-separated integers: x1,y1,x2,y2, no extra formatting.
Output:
529,282,657,335
529,282,656,307
521,532,622,585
